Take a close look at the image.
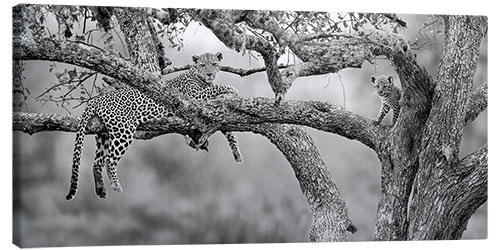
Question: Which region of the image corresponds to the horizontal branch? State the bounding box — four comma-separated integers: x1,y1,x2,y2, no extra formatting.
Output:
14,93,379,150
197,97,379,149
220,65,290,77
12,112,192,140
162,64,289,77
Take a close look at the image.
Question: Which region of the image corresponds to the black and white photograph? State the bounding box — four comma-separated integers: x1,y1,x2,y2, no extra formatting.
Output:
11,0,489,248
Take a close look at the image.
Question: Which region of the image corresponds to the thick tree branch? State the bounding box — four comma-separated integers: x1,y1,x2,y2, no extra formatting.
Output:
465,82,487,125
421,15,487,160
252,124,357,241
446,144,487,239
408,144,487,240
456,144,488,179
13,93,379,150
212,97,378,149
12,112,192,140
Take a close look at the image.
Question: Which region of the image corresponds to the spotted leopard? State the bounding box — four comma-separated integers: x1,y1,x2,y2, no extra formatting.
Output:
66,52,243,200
370,75,401,125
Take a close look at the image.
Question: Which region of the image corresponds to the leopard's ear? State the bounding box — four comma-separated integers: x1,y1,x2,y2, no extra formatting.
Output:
215,52,223,61
192,55,200,63
370,75,377,84
388,76,394,83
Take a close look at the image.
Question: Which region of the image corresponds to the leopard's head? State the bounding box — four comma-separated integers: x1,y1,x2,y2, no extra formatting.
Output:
191,52,223,84
370,75,394,94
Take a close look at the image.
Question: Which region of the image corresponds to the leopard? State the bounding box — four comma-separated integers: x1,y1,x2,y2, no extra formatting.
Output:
370,75,402,126
66,52,243,200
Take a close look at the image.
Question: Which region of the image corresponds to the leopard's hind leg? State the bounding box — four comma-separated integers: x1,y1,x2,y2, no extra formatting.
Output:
104,122,137,192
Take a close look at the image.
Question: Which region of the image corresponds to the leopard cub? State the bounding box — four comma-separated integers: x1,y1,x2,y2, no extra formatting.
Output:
370,75,401,126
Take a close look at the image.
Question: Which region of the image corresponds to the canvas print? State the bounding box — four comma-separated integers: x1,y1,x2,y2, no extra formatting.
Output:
12,3,487,247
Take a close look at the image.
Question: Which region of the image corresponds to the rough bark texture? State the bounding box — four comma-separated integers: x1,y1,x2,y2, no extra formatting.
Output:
407,15,488,240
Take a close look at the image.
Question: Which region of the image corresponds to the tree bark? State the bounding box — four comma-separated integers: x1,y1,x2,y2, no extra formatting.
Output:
407,15,487,240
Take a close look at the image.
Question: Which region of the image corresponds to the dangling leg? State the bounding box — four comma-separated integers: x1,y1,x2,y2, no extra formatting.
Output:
222,131,243,163
92,133,108,198
105,125,135,192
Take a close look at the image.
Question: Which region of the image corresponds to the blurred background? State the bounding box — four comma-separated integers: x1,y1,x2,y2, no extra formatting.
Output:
12,11,487,247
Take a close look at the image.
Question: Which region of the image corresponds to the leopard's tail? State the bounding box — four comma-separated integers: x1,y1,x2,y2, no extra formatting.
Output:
223,131,243,164
66,106,94,200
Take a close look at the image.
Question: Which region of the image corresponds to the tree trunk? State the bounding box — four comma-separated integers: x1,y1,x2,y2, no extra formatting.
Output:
407,15,487,240
373,15,487,241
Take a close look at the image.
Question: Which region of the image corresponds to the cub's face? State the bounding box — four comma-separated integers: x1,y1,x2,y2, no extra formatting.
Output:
191,52,223,84
371,75,394,94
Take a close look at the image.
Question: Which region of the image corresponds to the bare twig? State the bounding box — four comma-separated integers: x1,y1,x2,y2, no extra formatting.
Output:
162,64,290,77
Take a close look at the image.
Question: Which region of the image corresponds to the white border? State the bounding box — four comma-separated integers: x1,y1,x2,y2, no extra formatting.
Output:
2,1,496,250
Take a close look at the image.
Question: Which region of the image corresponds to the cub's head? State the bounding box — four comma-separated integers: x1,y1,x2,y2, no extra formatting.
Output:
191,52,223,84
370,75,394,94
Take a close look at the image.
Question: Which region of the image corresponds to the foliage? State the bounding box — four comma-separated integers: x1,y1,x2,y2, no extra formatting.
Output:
17,6,411,111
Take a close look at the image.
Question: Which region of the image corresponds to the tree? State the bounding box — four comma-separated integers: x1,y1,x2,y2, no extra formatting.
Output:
12,4,487,242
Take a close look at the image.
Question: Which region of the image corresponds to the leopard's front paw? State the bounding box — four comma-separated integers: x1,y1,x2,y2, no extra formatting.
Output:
111,182,123,192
